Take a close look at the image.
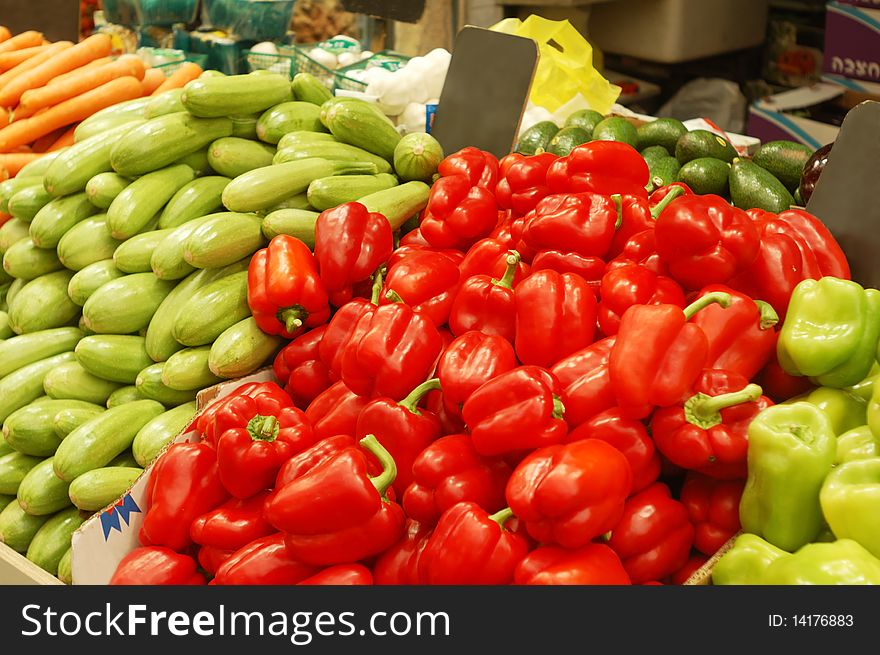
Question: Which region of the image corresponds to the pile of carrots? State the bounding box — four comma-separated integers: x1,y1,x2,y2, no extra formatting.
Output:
0,26,205,180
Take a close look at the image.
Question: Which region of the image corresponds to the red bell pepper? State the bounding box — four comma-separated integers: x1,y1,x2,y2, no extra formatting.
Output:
506,438,632,548
566,408,661,493
608,291,731,419
197,546,234,576
198,381,290,446
400,227,429,247
549,337,616,427
402,433,511,524
650,370,771,479
490,214,517,248
775,208,850,280
680,473,745,556
611,228,667,276
436,331,517,419
247,235,330,339
298,564,374,585
140,442,229,552
437,146,499,189
211,533,317,585
319,274,385,382
355,378,442,495
314,202,393,307
462,365,569,456
421,388,467,435
546,141,649,198
514,544,632,585
649,182,693,206
608,186,686,258
495,152,557,216
521,192,618,260
417,503,529,584
373,520,432,585
304,381,371,441
654,194,760,290
420,175,500,250
459,237,530,285
754,359,813,403
607,482,695,584
386,243,465,271
597,263,685,337
671,554,709,585
110,547,205,585
273,326,334,409
449,250,519,342
380,249,461,327
272,435,366,491
530,250,605,291
190,491,275,553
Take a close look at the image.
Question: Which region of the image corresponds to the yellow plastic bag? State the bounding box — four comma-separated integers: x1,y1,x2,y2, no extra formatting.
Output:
490,15,620,115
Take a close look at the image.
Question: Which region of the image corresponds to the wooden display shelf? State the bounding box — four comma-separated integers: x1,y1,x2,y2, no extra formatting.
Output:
0,542,63,585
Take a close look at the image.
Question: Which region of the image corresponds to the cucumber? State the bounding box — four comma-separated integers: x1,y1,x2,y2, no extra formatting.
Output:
75,97,151,141
114,230,173,273
256,101,328,144
181,73,293,118
0,352,76,424
162,346,223,391
132,401,197,467
175,148,213,177
150,214,219,280
7,183,53,222
107,164,195,239
307,173,398,211
231,113,261,140
67,260,124,306
106,386,146,408
0,452,43,495
261,193,313,214
0,441,12,457
3,238,64,279
222,158,378,213
319,97,402,161
0,327,83,378
0,311,12,339
3,400,102,457
135,363,198,406
209,317,284,379
56,215,123,271
53,406,105,439
291,72,333,106
0,501,50,552
158,176,230,229
53,399,165,481
57,547,72,584
0,495,13,512
273,141,393,174
110,113,234,178
261,209,318,246
26,506,86,575
82,273,176,335
393,132,443,182
182,213,265,269
43,360,122,404
17,151,63,179
75,335,153,384
29,193,97,249
277,131,338,150
145,88,185,118
85,172,130,210
7,271,79,334
0,218,31,255
359,181,430,230
16,458,71,515
0,177,43,214
171,270,250,347
68,467,143,512
109,451,139,468
4,278,24,308
207,137,276,178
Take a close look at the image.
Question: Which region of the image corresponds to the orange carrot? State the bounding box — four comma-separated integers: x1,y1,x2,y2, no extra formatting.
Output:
0,152,42,175
0,44,50,72
140,67,166,96
0,31,43,55
152,62,203,95
0,107,7,126
50,55,112,85
31,125,68,152
0,33,112,107
0,76,143,152
0,27,11,43
0,41,72,89
47,123,78,151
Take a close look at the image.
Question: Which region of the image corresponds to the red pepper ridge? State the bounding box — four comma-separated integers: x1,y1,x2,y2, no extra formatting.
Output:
683,383,763,430
360,434,397,499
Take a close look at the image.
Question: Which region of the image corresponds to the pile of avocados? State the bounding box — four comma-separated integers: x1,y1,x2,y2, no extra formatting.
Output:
516,111,814,213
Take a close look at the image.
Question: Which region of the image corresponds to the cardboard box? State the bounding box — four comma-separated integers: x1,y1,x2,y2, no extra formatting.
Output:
824,2,880,84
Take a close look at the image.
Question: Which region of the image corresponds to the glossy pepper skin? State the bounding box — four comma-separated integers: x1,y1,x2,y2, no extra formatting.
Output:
514,544,631,585
463,366,569,457
248,235,330,339
820,458,880,558
198,382,290,446
790,386,867,437
273,326,334,409
530,250,605,290
774,209,850,280
373,520,432,585
402,434,511,525
304,382,371,440
438,146,499,189
271,435,365,492
522,193,618,259
436,331,517,419
755,359,813,404
417,503,529,584
672,554,709,585
140,442,229,552
212,533,317,585
420,175,499,250
740,402,836,551
381,250,461,327
506,438,632,548
495,152,557,216
612,228,667,276
607,482,695,584
449,251,520,342
680,474,744,556
608,185,686,259
597,263,685,337
550,337,616,428
298,564,374,585
190,491,275,553
778,277,880,389
711,533,788,585
110,547,205,585
458,237,530,285
762,539,880,585
197,546,234,576
836,426,880,464
546,141,649,198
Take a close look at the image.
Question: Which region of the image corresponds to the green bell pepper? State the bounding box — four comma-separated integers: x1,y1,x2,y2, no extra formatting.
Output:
845,362,880,402
820,457,880,558
867,380,880,438
740,402,836,551
777,277,880,388
763,539,880,584
786,387,866,436
836,426,880,464
711,533,788,585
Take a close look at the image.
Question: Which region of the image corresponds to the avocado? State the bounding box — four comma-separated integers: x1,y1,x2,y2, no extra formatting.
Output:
675,130,737,165
650,156,682,190
641,145,670,168
677,157,731,197
565,109,604,134
516,121,559,155
751,140,814,193
547,126,591,156
729,158,795,213
592,117,639,149
638,117,688,153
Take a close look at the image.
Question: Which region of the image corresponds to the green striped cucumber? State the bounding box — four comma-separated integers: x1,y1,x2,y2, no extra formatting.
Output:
110,113,233,178
145,88,185,118
3,400,102,457
0,311,12,339
135,363,198,406
291,72,333,106
56,215,123,271
113,230,173,274
7,184,53,222
0,501,50,552
0,452,42,496
256,101,328,144
158,176,230,229
150,213,219,280
17,151,63,179
7,271,79,334
175,148,212,177
132,401,197,467
0,327,83,378
306,173,398,211
222,158,378,212
171,270,250,346
319,97,401,161
162,346,222,391
0,352,76,423
75,335,153,384
274,141,393,174
0,218,31,255
53,406,105,439
393,132,444,182
181,73,293,118
53,399,165,481
105,386,146,408
182,213,265,269
17,458,71,516
359,181,431,230
57,547,72,584
75,97,151,141
43,360,122,404
207,137,276,178
107,164,195,239
29,193,97,249
277,131,338,150
67,260,124,306
261,209,318,246
26,506,86,575
231,113,261,140
3,239,63,279
209,317,284,379
85,172,130,210
0,177,42,214
69,467,142,512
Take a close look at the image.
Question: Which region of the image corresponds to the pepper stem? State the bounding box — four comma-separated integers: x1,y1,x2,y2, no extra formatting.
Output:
610,194,623,229
649,185,686,219
683,292,732,320
361,434,397,498
279,307,306,334
754,300,779,330
488,507,515,529
385,290,405,304
399,378,441,415
246,414,280,442
370,266,386,305
552,395,565,420
684,384,763,429
492,251,521,290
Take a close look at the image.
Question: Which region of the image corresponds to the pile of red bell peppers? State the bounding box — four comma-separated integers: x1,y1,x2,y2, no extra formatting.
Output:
110,141,852,586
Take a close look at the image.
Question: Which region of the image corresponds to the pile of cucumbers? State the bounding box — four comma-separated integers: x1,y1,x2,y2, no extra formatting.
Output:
517,111,815,213
0,69,441,582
